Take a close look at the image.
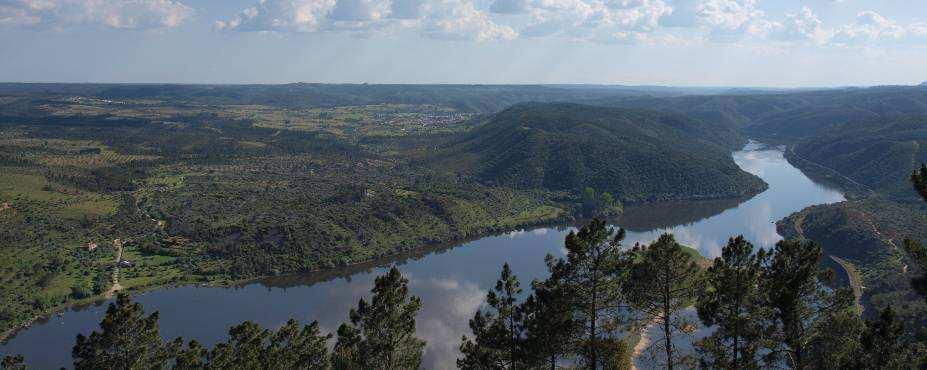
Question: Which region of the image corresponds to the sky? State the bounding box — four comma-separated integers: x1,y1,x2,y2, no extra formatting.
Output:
0,0,925,86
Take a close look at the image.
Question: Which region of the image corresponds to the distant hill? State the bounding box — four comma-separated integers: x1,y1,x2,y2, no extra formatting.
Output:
787,115,927,199
778,198,927,326
0,83,694,113
603,86,927,140
429,102,767,203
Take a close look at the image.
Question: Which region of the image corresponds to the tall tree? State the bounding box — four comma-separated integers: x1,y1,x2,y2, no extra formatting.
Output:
806,309,863,369
908,165,927,302
208,321,268,368
72,293,169,370
265,319,331,369
904,238,927,302
207,319,330,369
695,236,764,370
760,239,856,370
171,339,206,370
459,263,526,369
552,218,627,368
333,267,425,369
852,305,914,369
625,234,701,370
521,260,578,369
1,355,25,370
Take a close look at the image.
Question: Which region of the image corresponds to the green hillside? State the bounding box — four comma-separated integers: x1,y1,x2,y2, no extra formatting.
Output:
429,103,767,203
778,199,927,331
788,116,927,199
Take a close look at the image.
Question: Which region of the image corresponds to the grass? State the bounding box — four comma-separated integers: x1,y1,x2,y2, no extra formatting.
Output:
503,205,565,226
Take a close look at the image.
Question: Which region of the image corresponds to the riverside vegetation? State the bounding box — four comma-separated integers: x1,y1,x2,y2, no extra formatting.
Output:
0,86,764,338
6,83,927,369
3,219,924,369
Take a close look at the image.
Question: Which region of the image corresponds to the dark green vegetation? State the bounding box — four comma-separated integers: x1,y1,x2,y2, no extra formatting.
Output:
759,89,927,337
0,85,765,337
607,85,927,140
778,199,927,330
63,266,422,370
9,220,923,369
430,103,765,203
603,83,927,343
7,82,927,367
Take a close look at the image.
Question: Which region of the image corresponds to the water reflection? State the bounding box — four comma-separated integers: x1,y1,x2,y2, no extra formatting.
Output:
0,142,845,369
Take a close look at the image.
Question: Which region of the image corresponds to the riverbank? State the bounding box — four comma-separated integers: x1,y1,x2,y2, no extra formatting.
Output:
1,143,847,369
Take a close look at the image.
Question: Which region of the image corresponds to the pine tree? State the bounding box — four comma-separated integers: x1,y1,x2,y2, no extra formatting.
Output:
208,321,269,368
265,319,331,369
1,355,25,370
552,218,627,368
458,263,526,369
333,267,425,369
695,236,764,370
171,340,206,370
760,239,856,369
852,306,913,369
521,261,578,369
807,308,863,369
907,165,927,302
72,293,168,370
625,234,701,370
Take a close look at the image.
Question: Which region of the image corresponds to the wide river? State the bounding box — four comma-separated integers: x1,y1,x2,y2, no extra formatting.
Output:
0,141,845,369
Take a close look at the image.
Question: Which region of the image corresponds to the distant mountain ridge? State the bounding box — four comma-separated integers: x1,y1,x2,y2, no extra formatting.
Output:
603,85,927,140
430,102,767,203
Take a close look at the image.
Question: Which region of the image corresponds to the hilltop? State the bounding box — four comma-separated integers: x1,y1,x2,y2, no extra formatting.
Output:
429,102,767,203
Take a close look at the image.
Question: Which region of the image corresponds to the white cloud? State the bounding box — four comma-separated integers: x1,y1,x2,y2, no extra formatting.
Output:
910,22,927,38
518,0,672,42
832,10,905,44
0,0,194,30
214,0,927,48
697,0,762,32
214,0,338,33
774,6,829,44
216,0,515,41
661,0,762,30
390,0,425,19
423,0,517,41
489,0,528,14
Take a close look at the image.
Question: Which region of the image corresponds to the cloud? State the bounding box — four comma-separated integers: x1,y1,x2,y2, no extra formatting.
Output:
518,0,672,42
390,0,425,19
774,6,829,44
489,0,528,14
329,0,386,21
832,10,905,44
697,0,763,32
0,0,194,30
214,0,338,33
214,0,927,48
661,0,762,30
216,0,515,41
910,22,927,38
422,0,517,41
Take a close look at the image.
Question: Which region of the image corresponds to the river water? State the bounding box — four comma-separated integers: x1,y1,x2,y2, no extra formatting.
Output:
0,142,845,369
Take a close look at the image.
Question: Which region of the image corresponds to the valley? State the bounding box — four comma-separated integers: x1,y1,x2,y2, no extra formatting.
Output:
1,141,841,369
2,82,927,368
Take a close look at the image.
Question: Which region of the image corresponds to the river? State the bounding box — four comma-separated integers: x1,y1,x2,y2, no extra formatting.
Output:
0,141,845,369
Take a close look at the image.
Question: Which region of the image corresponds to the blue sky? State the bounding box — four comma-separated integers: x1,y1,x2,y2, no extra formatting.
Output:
1,0,925,86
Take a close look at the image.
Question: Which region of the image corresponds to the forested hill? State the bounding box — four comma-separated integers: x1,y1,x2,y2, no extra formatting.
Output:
777,199,927,330
597,87,927,200
788,116,927,200
428,102,767,203
604,85,927,140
